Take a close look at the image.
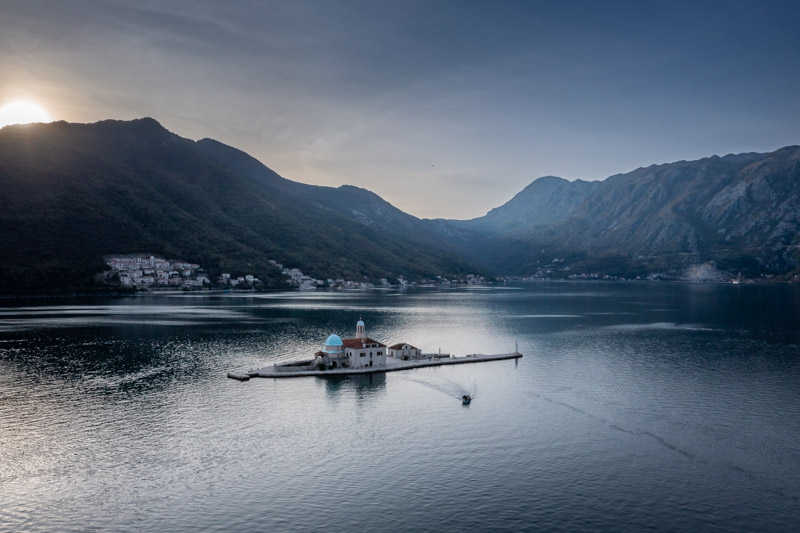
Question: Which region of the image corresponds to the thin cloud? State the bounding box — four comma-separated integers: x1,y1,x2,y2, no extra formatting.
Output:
2,0,799,218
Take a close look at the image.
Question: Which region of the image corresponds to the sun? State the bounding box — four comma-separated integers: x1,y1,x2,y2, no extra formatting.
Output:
0,100,53,129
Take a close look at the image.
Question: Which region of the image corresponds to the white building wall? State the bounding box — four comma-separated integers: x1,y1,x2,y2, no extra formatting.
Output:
346,347,367,369
346,346,386,369
387,345,421,359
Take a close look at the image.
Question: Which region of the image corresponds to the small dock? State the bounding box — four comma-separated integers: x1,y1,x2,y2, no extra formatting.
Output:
229,352,522,380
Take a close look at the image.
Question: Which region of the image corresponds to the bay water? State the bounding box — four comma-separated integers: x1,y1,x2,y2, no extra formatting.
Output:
1,282,799,532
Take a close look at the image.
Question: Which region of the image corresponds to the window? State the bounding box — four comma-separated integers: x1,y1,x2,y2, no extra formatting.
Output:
377,351,382,356
360,352,366,357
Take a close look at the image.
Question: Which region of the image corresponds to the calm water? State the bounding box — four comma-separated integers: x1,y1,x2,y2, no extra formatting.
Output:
1,282,799,532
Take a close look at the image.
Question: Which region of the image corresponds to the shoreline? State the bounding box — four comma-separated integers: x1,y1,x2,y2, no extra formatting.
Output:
3,278,798,300
230,352,523,380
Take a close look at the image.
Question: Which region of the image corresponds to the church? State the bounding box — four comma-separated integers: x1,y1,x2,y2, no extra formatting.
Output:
315,320,388,370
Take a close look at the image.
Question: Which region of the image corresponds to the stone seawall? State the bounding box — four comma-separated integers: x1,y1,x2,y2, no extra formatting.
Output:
230,352,522,380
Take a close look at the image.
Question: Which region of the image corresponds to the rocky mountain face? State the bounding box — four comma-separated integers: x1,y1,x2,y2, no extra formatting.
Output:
453,176,600,234
445,147,800,279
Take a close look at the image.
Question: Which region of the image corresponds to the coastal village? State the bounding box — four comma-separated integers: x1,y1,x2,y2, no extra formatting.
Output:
103,254,487,291
105,255,212,289
103,253,788,291
104,253,778,291
269,260,486,289
521,257,781,283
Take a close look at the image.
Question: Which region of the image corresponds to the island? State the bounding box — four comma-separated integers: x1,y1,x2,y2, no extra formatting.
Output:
227,319,522,380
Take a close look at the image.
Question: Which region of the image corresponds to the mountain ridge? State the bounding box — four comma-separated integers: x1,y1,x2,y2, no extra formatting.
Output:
0,118,481,293
1,117,798,293
445,145,800,278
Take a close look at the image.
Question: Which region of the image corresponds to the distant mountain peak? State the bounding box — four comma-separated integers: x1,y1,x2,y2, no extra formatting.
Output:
129,116,162,126
530,175,566,183
84,116,165,130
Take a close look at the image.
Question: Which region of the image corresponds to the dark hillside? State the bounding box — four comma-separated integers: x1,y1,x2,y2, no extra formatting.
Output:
440,147,800,278
2,117,798,292
0,119,481,293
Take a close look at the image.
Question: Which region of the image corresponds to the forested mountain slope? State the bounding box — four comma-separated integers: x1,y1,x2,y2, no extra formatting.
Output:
0,119,480,292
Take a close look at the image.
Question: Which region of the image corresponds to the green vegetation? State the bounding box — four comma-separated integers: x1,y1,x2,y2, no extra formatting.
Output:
2,118,797,293
0,119,481,293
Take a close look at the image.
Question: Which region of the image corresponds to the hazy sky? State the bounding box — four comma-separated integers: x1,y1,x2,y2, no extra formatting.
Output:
2,0,800,218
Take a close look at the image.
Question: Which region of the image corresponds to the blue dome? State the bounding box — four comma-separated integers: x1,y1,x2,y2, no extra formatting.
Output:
357,320,365,327
325,334,343,346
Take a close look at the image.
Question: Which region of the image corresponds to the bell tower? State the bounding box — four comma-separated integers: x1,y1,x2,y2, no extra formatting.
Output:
356,318,365,339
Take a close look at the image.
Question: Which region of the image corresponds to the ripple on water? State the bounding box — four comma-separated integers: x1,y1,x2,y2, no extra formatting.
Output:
1,284,799,532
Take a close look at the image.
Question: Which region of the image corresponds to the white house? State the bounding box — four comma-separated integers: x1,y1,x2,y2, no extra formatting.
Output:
387,343,421,360
342,320,386,369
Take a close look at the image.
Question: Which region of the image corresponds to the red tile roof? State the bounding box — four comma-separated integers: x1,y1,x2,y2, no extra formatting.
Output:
388,343,419,351
342,337,386,349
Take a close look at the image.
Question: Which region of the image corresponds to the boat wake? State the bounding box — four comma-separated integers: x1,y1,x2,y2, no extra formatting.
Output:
529,391,799,501
401,374,478,401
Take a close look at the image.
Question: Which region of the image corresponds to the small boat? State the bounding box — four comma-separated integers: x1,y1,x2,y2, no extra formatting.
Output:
462,394,472,405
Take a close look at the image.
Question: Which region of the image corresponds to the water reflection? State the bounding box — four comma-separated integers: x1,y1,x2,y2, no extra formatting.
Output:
320,372,387,401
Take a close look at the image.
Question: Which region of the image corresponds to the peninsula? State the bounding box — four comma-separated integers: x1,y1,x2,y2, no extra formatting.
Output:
227,320,522,380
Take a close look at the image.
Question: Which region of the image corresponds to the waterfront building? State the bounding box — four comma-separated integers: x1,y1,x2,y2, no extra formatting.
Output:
314,334,347,369
387,343,421,360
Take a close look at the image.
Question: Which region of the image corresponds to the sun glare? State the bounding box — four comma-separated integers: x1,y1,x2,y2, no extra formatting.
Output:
0,100,53,129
